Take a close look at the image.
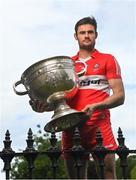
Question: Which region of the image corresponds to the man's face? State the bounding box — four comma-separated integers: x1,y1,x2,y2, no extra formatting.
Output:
74,24,97,50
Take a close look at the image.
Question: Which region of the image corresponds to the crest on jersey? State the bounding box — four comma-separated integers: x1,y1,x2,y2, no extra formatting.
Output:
93,63,100,70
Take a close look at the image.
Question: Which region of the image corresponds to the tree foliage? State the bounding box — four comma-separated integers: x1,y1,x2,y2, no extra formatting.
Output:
116,155,136,179
130,165,136,179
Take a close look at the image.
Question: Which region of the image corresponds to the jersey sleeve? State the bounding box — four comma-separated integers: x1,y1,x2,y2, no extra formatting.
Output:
106,55,122,79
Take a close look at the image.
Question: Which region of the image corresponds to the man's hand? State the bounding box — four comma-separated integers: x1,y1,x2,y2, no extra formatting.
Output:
82,104,96,116
29,99,53,112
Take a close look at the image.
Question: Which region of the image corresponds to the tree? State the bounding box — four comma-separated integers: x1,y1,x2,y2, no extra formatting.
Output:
116,155,136,179
130,165,136,179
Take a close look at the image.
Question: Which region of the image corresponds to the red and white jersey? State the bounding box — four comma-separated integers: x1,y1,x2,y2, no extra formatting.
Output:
67,49,122,124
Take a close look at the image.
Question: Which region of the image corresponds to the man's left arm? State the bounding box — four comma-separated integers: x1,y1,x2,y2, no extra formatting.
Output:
82,78,125,115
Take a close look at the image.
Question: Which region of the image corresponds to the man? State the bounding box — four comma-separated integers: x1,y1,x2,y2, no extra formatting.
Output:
30,16,125,179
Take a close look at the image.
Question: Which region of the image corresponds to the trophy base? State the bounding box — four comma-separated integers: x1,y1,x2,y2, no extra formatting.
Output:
44,111,89,132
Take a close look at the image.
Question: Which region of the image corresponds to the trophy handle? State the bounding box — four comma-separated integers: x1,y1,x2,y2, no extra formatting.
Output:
75,60,87,76
13,80,28,95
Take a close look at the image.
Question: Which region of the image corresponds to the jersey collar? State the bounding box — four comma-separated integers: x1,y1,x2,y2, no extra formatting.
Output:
72,49,99,61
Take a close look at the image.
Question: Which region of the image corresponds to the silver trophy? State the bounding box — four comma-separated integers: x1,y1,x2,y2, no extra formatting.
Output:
13,56,88,132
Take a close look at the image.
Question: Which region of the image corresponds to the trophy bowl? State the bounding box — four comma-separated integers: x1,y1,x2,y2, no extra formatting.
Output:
13,56,89,132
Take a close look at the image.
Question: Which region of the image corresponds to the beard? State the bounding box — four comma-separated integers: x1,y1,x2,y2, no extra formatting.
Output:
79,41,95,51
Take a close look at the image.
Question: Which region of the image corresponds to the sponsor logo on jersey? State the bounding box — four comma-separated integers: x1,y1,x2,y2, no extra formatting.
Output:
79,75,108,87
78,75,110,94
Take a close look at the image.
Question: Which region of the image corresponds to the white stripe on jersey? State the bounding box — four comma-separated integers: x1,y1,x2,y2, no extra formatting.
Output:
78,75,110,94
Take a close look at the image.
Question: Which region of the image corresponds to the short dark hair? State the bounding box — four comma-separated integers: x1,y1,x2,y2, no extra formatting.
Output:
75,16,97,34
